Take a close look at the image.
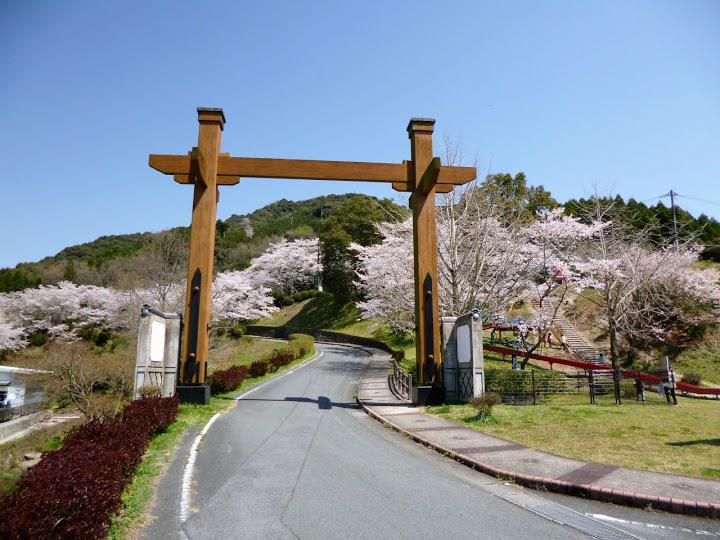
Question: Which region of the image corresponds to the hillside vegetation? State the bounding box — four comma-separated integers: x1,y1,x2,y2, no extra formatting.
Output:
0,194,393,292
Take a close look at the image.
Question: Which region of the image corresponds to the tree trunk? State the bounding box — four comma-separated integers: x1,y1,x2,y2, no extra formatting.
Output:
609,316,620,370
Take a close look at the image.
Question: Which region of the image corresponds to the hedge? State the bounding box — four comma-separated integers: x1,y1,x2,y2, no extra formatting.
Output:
208,334,315,395
0,396,178,540
485,368,570,396
208,365,249,394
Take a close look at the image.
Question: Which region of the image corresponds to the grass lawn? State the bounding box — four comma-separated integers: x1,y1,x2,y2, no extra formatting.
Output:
426,397,720,479
207,335,289,373
108,339,317,539
673,332,720,385
255,295,361,330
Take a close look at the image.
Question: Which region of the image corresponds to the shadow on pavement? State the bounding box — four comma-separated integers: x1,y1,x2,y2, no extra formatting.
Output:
239,396,361,410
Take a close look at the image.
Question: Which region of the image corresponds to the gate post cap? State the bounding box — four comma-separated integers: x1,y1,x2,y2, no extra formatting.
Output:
407,117,435,136
197,107,226,129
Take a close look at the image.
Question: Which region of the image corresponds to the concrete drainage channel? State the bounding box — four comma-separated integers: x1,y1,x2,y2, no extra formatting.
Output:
478,472,655,540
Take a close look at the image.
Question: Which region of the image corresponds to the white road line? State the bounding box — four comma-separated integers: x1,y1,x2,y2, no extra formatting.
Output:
234,351,324,400
178,350,324,523
586,513,720,537
179,412,221,522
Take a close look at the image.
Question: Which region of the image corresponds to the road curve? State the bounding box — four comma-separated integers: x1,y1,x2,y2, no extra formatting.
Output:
145,343,594,539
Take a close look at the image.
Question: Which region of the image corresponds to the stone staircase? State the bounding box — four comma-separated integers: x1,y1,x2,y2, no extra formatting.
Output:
531,299,604,364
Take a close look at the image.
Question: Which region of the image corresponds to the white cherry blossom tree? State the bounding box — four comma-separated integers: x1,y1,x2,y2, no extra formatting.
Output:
242,238,321,295
352,220,415,334
0,323,26,353
0,282,122,342
212,270,278,326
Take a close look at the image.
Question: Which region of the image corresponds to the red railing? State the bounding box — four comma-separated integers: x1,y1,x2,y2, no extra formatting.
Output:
484,343,720,396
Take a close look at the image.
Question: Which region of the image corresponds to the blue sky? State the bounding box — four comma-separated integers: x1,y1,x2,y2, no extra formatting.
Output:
1,0,718,267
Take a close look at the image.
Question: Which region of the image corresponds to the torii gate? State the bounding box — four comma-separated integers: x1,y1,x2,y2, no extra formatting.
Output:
149,108,476,403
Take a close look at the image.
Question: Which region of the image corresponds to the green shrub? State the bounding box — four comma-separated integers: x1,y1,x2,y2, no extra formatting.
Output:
229,324,246,339
469,393,499,421
27,331,49,347
274,289,324,307
681,371,702,385
288,333,314,358
485,369,569,396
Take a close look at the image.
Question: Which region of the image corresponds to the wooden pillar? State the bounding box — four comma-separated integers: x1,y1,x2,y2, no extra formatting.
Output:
180,108,224,386
408,118,442,386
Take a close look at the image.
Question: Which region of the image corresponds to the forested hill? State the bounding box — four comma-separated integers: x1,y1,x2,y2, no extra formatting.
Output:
564,196,720,248
2,178,719,293
0,194,397,291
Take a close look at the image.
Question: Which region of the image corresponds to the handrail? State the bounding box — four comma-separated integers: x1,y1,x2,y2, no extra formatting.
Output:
484,344,720,396
389,360,412,401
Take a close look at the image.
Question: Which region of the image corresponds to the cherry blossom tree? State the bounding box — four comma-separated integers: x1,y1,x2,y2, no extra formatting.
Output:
514,208,606,368
132,231,188,311
437,183,531,318
242,238,321,295
212,270,278,326
0,323,26,353
577,243,720,367
0,282,122,342
353,220,415,333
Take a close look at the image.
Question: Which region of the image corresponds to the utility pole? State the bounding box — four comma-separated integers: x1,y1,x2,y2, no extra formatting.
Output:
669,189,679,248
317,207,324,292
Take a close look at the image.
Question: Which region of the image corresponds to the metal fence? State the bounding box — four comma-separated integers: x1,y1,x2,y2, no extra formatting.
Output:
0,401,48,423
389,361,412,401
484,368,674,406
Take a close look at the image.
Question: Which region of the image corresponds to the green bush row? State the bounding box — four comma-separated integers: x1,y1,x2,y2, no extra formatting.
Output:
485,368,570,395
274,289,325,308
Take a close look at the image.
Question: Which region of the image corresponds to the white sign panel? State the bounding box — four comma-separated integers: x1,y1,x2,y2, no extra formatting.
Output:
457,324,471,365
149,321,166,363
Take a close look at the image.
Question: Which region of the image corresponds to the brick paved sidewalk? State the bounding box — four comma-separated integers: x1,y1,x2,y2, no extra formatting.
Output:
357,353,720,518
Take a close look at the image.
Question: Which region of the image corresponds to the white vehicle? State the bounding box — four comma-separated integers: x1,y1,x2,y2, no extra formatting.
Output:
0,380,25,409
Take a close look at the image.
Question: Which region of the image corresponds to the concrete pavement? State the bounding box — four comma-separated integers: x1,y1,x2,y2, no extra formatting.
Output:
358,354,720,519
142,343,650,539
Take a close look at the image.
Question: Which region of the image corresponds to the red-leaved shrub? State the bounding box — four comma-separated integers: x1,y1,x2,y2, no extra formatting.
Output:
0,396,178,539
249,360,268,378
208,365,249,394
270,351,294,372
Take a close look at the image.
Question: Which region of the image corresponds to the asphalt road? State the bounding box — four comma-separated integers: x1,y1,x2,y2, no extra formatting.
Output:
142,343,720,540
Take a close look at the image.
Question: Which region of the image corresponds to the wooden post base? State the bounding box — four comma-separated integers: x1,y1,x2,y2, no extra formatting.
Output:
412,385,445,406
177,384,210,405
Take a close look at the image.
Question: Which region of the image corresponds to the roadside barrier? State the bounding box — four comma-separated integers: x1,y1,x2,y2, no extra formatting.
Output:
484,343,720,397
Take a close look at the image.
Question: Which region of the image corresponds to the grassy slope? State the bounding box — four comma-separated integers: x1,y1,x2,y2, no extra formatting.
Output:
427,398,720,479
207,335,288,373
255,295,417,369
673,331,720,385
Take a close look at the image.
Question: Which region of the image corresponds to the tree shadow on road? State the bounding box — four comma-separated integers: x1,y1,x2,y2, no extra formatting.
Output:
239,396,360,410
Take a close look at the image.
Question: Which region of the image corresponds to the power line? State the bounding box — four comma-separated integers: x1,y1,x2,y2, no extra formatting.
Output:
675,193,720,207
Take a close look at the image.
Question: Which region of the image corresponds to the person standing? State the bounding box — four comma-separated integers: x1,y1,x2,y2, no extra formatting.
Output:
547,333,553,349
560,334,567,351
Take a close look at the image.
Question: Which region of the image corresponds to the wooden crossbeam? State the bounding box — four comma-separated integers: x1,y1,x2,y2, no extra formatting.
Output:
148,155,475,187
174,174,240,185
392,181,453,193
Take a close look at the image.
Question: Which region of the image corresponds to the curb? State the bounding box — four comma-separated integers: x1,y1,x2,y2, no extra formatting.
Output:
357,380,720,519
